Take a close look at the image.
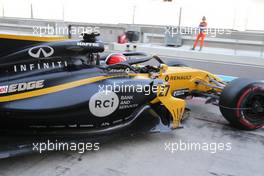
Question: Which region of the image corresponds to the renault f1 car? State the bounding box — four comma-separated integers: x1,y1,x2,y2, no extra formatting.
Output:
0,33,263,137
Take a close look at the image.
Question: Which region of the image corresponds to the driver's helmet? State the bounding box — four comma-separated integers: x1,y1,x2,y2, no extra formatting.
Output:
106,53,127,65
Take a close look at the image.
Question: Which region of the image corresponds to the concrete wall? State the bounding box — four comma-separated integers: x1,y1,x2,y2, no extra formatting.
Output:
0,17,264,52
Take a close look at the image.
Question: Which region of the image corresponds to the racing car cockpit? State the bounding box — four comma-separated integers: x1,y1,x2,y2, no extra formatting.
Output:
63,33,163,74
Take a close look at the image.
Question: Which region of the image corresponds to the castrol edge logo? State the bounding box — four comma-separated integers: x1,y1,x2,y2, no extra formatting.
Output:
0,80,44,94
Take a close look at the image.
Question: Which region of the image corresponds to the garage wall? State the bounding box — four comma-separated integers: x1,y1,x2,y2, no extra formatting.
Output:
0,0,263,31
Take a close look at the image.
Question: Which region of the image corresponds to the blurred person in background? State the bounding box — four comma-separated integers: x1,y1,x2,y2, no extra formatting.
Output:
191,16,207,51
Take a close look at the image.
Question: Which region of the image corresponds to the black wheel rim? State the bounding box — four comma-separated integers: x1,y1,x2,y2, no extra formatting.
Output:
241,92,264,125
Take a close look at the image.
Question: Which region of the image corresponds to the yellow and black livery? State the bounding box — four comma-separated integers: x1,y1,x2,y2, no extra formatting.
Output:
0,33,263,136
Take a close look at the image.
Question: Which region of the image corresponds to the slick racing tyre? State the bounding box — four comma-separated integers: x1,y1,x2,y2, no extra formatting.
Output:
219,78,264,130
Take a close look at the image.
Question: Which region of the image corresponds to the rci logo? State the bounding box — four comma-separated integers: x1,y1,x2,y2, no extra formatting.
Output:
28,46,54,58
89,91,119,117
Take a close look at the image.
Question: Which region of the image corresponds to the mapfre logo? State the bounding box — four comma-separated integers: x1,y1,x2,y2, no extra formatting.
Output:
89,91,119,117
28,46,54,58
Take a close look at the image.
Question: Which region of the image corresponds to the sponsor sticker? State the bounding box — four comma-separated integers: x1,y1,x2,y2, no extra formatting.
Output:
173,88,189,97
107,68,131,74
13,61,68,73
28,46,54,58
119,95,138,110
169,75,192,81
77,42,100,47
0,86,8,94
89,91,119,117
0,80,45,94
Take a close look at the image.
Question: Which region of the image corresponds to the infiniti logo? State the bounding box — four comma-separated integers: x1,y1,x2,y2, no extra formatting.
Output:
28,46,54,58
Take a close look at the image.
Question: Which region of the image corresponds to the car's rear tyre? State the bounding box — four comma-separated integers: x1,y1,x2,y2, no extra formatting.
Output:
219,78,264,130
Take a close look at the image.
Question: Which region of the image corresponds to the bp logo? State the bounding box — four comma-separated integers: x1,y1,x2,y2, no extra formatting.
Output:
89,91,119,117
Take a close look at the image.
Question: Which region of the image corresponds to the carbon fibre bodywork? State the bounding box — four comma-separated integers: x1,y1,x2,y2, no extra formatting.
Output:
0,34,174,134
0,34,177,157
1,34,263,158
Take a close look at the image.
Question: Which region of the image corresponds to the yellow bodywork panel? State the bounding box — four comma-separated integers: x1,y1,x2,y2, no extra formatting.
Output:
159,66,222,93
148,65,223,129
156,84,186,128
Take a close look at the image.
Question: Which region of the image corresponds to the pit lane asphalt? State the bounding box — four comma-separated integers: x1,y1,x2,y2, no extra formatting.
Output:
158,56,264,80
0,58,263,176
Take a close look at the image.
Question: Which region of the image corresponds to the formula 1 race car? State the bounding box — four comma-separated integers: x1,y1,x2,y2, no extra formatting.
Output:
0,32,263,137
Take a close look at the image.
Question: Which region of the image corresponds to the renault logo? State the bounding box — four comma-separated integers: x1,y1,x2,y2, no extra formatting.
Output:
28,46,54,58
